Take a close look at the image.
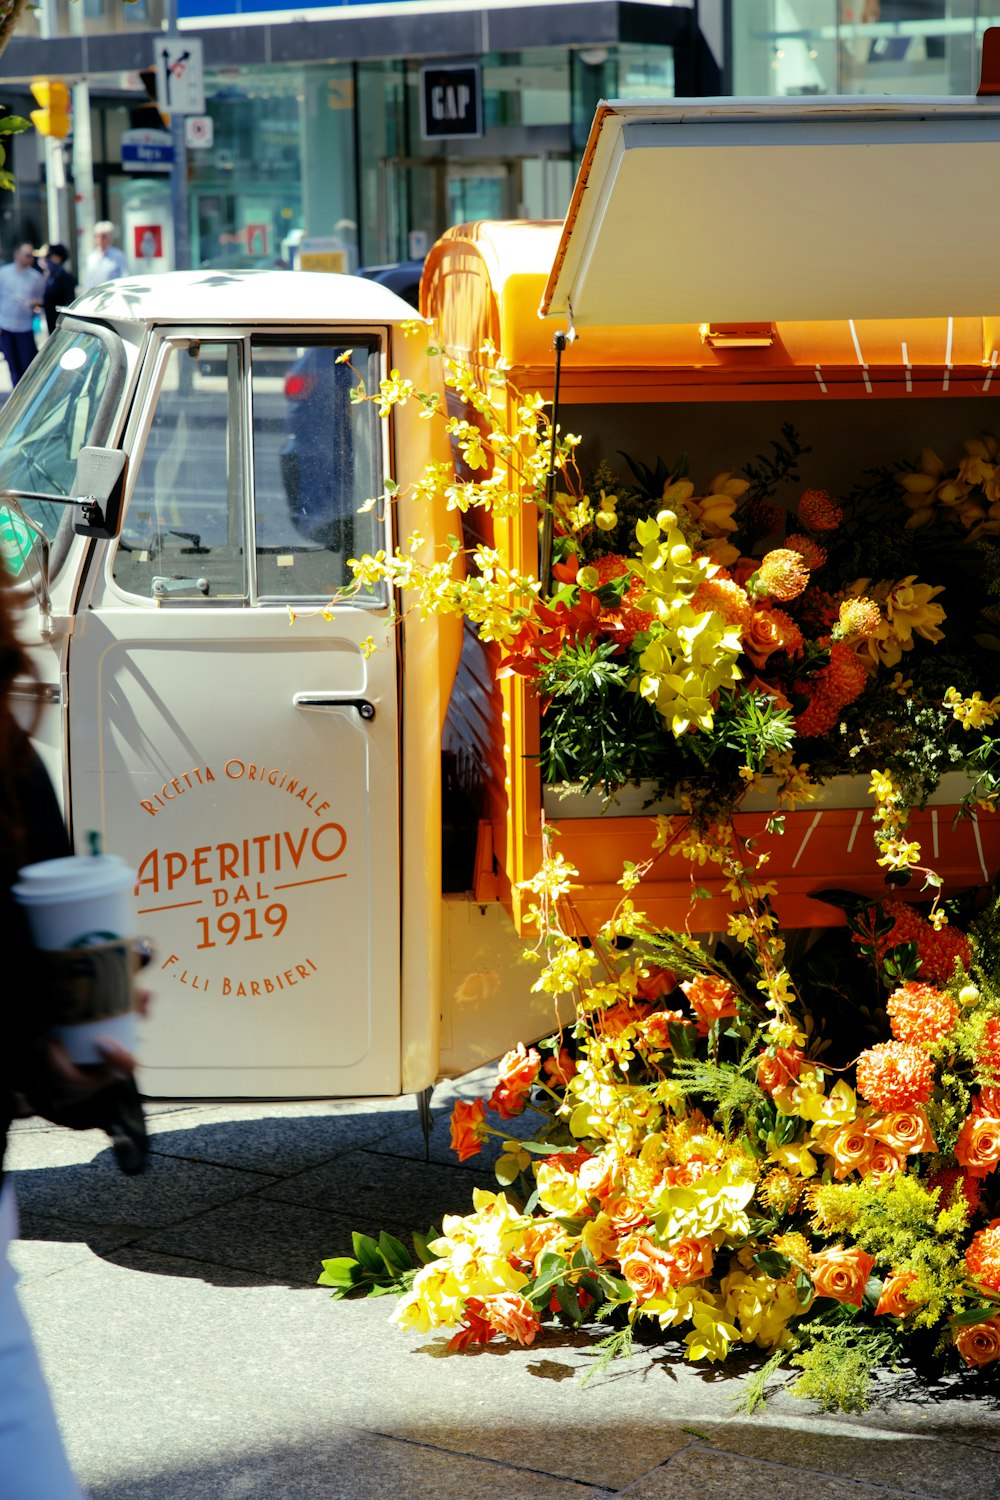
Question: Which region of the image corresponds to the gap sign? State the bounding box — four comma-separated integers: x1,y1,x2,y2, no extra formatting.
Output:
420,63,482,140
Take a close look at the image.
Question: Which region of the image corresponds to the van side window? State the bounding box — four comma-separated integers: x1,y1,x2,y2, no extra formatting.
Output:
113,343,246,601
250,337,384,601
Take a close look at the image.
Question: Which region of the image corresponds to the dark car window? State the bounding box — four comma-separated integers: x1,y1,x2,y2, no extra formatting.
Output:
251,336,385,601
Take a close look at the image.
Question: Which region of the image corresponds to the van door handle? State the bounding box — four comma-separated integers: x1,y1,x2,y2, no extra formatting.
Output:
293,692,375,722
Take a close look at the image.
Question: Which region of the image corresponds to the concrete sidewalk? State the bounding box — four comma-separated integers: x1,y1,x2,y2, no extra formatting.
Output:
8,1066,1000,1499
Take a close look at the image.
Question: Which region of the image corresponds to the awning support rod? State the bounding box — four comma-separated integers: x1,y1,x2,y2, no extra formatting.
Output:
539,329,568,594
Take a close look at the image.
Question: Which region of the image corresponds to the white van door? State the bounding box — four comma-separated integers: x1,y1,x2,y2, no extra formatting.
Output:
68,332,400,1098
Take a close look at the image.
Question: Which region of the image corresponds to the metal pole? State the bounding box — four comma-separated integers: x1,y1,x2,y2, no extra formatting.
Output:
163,0,189,270
38,0,66,244
539,329,567,595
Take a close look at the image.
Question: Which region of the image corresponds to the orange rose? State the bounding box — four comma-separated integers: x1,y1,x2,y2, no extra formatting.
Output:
743,608,789,668
606,1193,649,1233
663,1237,714,1287
811,1244,876,1307
757,1046,805,1096
449,1098,489,1162
823,1122,874,1181
680,975,739,1036
870,1108,936,1156
618,1234,675,1302
954,1316,1000,1368
866,1142,906,1183
516,1220,568,1274
483,1292,541,1347
489,1043,541,1119
542,1047,577,1088
635,964,677,1001
875,1270,921,1318
955,1111,1000,1178
640,1010,689,1051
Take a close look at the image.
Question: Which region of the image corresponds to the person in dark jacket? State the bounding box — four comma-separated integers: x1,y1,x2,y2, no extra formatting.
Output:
0,558,143,1497
40,243,77,335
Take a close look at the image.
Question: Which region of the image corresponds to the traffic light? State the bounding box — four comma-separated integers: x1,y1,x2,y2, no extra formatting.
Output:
30,80,71,140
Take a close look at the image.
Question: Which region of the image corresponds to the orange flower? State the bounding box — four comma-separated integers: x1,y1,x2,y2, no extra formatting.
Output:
836,596,882,640
785,532,827,570
979,1017,1000,1077
663,1236,714,1287
965,1220,1000,1291
886,981,958,1046
489,1043,541,1119
928,1166,983,1217
447,1298,497,1350
639,1009,689,1051
742,606,804,668
873,901,971,986
855,1041,935,1112
869,1107,937,1156
618,1234,676,1302
756,1046,805,1096
542,1047,577,1088
635,964,677,1002
755,548,810,602
875,1270,921,1318
797,488,843,531
482,1292,541,1346
955,1110,1000,1179
680,975,739,1036
823,1121,874,1181
605,1194,650,1234
811,1244,876,1308
866,1141,906,1184
954,1316,1000,1368
449,1098,490,1162
691,575,754,630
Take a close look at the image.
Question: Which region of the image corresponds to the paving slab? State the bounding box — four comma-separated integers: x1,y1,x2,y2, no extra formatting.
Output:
619,1444,933,1499
9,1085,1000,1499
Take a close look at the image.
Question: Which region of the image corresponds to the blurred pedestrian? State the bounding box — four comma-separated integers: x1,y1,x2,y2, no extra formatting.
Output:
40,244,77,335
0,243,44,386
83,221,127,290
0,559,146,1497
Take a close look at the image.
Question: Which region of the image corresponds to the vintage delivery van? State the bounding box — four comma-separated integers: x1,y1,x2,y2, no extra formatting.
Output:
7,88,1000,1101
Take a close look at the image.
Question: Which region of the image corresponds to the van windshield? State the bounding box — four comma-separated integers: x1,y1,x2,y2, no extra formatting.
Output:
0,325,121,561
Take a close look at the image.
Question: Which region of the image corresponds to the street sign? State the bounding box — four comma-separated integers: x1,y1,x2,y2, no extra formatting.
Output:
154,36,205,116
121,128,175,173
298,236,348,273
184,114,214,149
420,63,482,140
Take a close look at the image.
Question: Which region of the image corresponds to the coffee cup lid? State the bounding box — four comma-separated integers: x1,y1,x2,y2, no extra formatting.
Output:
13,853,135,905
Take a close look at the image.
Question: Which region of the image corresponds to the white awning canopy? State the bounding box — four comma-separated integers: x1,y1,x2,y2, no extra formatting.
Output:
541,98,1000,329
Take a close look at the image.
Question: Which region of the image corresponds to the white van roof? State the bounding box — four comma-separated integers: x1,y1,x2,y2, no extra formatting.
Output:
541,96,1000,328
69,269,417,326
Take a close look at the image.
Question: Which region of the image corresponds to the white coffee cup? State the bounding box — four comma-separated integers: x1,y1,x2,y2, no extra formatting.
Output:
13,854,139,1063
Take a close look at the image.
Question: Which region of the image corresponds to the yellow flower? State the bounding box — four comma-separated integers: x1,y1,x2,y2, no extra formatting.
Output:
769,1141,819,1178
944,686,1000,731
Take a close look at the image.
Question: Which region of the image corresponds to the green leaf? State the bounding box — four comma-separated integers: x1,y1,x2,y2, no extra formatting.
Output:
377,1231,413,1275
317,1256,363,1289
948,1304,1000,1329
693,886,712,901
494,1152,522,1186
795,1270,814,1306
0,116,30,136
555,1281,585,1326
351,1232,386,1274
571,1243,597,1272
753,1250,791,1280
411,1227,440,1265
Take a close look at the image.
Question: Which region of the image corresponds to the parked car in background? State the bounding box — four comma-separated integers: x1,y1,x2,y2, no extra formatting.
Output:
356,259,424,309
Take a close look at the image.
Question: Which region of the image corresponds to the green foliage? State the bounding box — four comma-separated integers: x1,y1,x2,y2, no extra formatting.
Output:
536,639,665,792
788,1319,902,1413
317,1228,438,1300
0,110,29,194
579,1322,634,1387
741,422,811,502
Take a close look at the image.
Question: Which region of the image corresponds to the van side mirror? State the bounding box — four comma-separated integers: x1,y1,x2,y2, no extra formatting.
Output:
73,446,129,539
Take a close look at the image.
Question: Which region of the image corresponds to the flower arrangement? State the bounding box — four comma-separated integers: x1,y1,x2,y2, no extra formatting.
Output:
316,333,1000,1411
323,855,1000,1411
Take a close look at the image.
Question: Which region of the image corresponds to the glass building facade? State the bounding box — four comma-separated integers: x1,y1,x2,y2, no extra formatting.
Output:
4,2,1000,269
731,3,996,98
